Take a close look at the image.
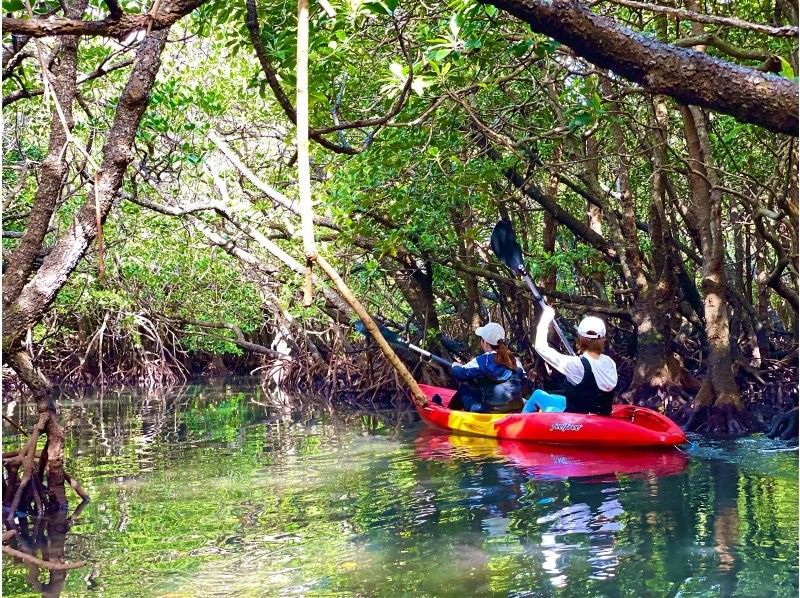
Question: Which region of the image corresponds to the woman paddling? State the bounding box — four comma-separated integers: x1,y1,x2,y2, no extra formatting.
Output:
523,306,617,415
446,322,525,413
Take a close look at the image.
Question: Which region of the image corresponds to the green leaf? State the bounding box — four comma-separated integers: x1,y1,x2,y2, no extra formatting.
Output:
779,57,795,80
449,13,462,38
568,111,594,131
484,4,497,17
430,49,451,62
2,0,24,11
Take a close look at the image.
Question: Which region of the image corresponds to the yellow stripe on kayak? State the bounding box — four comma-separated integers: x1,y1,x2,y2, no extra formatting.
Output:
446,410,506,437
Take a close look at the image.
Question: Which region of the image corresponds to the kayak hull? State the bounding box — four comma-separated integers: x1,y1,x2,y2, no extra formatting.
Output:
416,384,686,447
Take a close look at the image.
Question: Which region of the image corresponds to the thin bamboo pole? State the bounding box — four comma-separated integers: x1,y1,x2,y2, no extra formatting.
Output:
314,255,429,406
294,1,428,406
297,0,315,307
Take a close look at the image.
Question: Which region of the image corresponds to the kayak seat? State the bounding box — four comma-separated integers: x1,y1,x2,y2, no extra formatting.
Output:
484,398,524,414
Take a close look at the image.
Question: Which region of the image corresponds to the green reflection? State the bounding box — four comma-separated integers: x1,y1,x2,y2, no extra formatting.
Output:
2,382,797,597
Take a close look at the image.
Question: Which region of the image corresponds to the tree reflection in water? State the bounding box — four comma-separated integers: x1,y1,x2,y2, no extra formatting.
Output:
3,500,89,598
0,382,796,596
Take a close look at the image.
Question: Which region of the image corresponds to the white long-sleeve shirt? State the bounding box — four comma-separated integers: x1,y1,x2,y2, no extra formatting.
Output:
535,310,617,391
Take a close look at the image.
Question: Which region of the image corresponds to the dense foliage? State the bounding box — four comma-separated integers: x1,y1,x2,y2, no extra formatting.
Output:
2,0,798,411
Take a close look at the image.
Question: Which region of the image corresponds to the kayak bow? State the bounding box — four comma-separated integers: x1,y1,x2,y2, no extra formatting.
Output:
416,384,686,447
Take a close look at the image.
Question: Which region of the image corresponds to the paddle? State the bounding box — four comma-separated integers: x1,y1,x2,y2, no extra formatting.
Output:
490,219,575,356
353,321,453,368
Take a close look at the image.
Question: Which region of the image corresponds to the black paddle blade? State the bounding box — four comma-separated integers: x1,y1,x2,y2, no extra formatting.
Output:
491,219,524,272
353,320,402,345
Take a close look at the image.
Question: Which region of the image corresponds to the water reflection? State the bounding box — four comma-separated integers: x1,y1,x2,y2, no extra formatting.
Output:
1,381,797,597
3,500,90,598
414,429,689,481
413,431,679,589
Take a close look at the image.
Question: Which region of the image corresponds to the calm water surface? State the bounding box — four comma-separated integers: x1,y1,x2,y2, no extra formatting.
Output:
2,380,797,597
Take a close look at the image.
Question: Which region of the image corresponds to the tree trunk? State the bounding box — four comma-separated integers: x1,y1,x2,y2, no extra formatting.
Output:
3,29,169,512
451,208,482,333
398,259,440,335
755,246,773,360
2,0,88,307
681,105,755,435
541,145,560,292
3,30,169,353
591,83,687,404
628,95,695,404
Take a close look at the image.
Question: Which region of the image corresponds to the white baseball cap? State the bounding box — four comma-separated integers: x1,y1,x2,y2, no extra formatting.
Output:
475,322,505,345
577,316,606,339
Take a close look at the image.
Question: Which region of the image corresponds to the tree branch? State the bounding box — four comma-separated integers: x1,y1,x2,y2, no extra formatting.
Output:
169,318,290,358
244,0,413,154
3,0,205,39
3,58,134,107
600,0,798,37
484,0,798,135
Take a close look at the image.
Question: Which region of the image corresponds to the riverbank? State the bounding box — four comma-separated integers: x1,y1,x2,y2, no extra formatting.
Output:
4,343,797,441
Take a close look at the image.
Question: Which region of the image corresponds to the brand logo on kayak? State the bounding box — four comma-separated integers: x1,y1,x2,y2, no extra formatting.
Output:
549,422,583,432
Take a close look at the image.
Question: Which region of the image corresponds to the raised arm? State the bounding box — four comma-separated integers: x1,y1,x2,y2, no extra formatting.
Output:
534,305,573,376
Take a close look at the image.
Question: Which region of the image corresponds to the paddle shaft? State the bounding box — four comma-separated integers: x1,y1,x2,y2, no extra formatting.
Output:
355,322,453,368
519,267,576,356
404,343,453,368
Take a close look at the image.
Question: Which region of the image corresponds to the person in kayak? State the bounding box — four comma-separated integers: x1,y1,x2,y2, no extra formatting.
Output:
522,306,617,415
447,322,525,413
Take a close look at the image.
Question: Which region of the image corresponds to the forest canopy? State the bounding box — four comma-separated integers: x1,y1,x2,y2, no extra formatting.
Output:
2,0,798,438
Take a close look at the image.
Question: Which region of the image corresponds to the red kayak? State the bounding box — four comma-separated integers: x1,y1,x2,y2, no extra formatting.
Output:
415,429,688,480
415,384,686,447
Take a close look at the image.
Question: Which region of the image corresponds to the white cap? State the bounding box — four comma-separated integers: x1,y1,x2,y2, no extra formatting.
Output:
578,316,606,339
475,322,505,345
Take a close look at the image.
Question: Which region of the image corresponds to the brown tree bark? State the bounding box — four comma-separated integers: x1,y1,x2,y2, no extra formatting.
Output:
3,29,170,511
632,95,693,401
3,0,206,39
3,30,169,354
483,0,798,135
387,258,441,334
681,105,754,435
451,208,482,332
541,144,560,292
593,80,687,405
581,137,608,302
3,0,89,308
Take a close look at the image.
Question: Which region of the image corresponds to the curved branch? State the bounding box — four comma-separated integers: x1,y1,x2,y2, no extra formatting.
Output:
244,0,413,153
2,545,86,571
600,0,798,38
673,34,784,72
3,0,205,39
170,318,291,358
484,0,799,135
3,58,134,107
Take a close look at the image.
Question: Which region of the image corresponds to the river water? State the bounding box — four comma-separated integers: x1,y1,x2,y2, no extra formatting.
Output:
2,380,797,597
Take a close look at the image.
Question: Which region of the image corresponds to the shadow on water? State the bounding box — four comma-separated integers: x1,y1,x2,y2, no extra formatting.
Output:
1,379,797,596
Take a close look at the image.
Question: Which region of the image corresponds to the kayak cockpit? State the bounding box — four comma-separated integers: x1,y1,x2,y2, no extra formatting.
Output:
416,383,686,447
